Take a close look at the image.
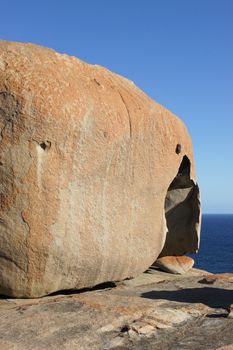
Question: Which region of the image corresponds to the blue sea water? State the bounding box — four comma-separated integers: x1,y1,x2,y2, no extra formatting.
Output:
190,214,233,273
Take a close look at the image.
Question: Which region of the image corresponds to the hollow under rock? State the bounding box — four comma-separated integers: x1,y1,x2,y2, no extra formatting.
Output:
159,155,200,258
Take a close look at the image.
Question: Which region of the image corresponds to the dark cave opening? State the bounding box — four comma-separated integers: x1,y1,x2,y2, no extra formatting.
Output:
159,155,200,257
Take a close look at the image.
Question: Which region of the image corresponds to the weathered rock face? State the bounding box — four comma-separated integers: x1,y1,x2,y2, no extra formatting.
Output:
0,41,201,297
154,256,194,274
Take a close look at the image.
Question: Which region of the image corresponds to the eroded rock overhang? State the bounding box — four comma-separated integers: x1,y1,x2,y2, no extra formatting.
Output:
159,154,201,258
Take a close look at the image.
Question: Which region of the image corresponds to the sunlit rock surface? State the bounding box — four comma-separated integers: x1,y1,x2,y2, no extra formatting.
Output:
0,41,200,297
154,256,194,274
1,268,233,350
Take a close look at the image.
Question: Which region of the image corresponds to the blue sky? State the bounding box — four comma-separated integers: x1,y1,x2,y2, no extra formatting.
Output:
1,0,232,213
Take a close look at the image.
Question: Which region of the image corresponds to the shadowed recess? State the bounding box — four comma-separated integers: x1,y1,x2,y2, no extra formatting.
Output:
159,155,200,257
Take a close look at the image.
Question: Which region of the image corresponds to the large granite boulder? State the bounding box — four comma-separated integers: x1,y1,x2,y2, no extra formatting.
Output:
0,41,201,297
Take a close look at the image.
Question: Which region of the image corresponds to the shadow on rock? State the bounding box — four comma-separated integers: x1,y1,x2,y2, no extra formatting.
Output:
48,281,117,297
0,281,117,299
141,287,233,309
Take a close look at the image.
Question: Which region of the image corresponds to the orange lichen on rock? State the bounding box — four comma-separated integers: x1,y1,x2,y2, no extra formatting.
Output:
154,256,195,274
0,41,201,297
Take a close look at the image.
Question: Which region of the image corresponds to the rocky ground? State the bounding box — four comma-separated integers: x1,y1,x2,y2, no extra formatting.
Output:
1,268,233,350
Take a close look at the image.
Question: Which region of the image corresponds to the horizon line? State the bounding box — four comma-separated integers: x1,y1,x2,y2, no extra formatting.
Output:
202,212,233,215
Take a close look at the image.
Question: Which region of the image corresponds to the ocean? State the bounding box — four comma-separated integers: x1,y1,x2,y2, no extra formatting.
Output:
190,214,233,273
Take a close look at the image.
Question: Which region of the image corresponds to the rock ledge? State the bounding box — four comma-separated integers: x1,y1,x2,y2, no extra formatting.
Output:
1,268,233,350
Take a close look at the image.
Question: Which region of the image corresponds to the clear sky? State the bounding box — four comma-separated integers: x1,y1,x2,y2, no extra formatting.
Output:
1,0,232,213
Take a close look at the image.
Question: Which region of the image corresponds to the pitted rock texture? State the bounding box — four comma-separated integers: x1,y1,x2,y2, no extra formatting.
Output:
0,41,200,297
